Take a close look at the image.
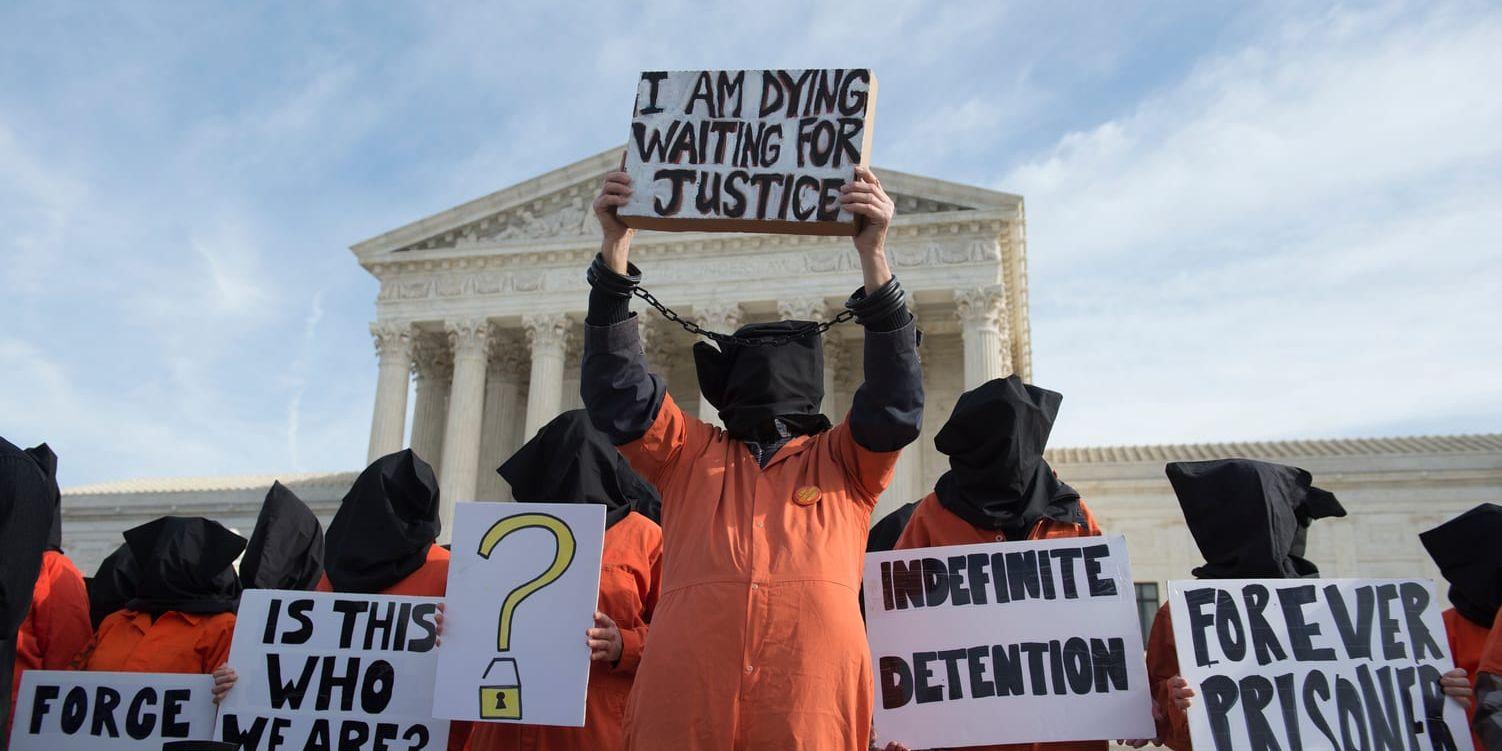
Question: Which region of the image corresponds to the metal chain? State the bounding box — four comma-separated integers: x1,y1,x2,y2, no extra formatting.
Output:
632,286,855,347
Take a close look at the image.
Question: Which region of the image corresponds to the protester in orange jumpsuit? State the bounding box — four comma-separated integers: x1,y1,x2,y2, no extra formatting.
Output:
583,166,922,751
77,516,245,674
9,445,91,732
1421,503,1502,750
1,436,55,745
466,410,663,751
239,480,324,592
882,376,1103,751
1141,459,1351,749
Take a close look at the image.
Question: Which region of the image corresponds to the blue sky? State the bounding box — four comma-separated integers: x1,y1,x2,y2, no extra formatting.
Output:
2,1,1498,487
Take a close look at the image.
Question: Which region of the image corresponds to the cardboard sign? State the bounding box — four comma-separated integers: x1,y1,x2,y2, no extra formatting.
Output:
432,502,605,725
215,589,448,751
9,670,216,751
620,68,878,235
1168,578,1474,751
864,534,1154,748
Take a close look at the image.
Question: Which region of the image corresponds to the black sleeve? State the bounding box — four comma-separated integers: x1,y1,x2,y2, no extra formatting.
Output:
1478,671,1502,750
580,256,667,445
844,277,924,452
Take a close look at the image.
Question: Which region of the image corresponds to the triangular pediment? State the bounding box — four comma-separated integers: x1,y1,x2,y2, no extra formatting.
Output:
351,145,1020,258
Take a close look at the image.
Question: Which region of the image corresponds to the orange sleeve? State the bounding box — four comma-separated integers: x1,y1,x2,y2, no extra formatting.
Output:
617,393,704,491
199,615,236,673
1078,502,1104,536
1146,605,1193,751
614,526,662,676
34,561,92,669
828,421,901,505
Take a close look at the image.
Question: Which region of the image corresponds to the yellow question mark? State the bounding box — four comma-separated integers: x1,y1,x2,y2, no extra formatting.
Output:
477,513,577,651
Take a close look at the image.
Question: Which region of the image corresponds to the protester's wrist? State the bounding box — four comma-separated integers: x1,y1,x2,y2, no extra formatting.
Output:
846,276,911,331
600,237,632,274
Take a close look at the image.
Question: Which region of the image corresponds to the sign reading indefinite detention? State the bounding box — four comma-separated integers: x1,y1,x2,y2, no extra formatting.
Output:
620,68,878,235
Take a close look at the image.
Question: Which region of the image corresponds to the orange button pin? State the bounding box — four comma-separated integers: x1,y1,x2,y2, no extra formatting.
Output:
793,485,822,506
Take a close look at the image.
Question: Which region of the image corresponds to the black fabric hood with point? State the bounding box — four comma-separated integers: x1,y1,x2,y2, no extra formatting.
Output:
1420,502,1502,628
23,443,61,552
123,516,246,615
1167,458,1346,580
88,543,138,629
933,376,1081,538
693,320,831,442
240,481,325,591
499,410,661,527
324,449,441,593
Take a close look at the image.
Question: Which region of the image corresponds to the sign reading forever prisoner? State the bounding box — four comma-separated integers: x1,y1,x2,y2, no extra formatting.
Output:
9,670,216,751
863,534,1154,749
1168,578,1474,751
619,68,878,235
215,589,449,751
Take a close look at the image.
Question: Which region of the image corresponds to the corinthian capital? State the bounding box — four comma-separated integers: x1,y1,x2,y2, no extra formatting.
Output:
777,296,832,323
954,285,1006,329
522,312,571,351
488,331,529,383
370,321,416,360
445,318,495,359
695,301,743,337
411,334,453,381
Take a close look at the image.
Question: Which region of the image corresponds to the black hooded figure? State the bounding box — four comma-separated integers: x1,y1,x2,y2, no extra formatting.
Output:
0,437,53,746
1166,458,1347,579
88,543,138,629
693,321,831,462
933,376,1082,540
1420,503,1502,629
21,444,61,553
323,449,441,594
499,410,661,527
123,517,246,615
240,481,325,591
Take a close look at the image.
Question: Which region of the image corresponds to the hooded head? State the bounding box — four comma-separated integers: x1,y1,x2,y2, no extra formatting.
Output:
1167,459,1346,579
693,321,831,441
1,437,53,636
1420,503,1502,628
23,443,61,551
324,449,441,593
123,516,246,615
499,410,661,527
88,542,138,629
933,376,1081,537
240,481,325,591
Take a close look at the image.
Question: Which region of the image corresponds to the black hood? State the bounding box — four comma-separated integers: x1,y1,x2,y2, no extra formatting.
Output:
499,410,661,528
88,543,138,629
240,481,325,591
1167,459,1346,580
1420,503,1502,628
933,376,1081,538
867,501,920,553
693,321,831,441
1,436,53,745
123,516,246,615
23,443,61,551
324,449,440,593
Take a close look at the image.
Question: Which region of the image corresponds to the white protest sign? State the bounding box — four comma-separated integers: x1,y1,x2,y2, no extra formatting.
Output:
433,502,605,725
620,68,878,235
215,589,448,751
864,534,1154,748
1168,578,1473,751
8,670,216,751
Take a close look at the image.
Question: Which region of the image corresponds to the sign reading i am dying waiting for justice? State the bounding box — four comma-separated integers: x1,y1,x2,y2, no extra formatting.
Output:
9,670,216,751
620,68,878,235
1168,579,1473,751
863,535,1155,749
215,589,448,751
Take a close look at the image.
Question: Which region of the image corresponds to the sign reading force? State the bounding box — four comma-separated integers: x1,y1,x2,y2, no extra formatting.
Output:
620,68,878,235
863,535,1154,749
215,589,448,751
1168,578,1473,751
9,671,216,751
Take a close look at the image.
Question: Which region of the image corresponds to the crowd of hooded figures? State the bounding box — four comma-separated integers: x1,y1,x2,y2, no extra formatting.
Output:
3,167,1500,751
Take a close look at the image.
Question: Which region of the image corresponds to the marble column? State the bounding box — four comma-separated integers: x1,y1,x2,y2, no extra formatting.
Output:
954,285,1014,389
477,334,528,501
437,319,494,538
409,335,453,473
560,327,584,412
523,313,570,439
367,321,415,463
694,301,742,425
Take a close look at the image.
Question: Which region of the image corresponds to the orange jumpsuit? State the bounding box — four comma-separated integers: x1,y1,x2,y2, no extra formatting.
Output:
9,550,91,731
1145,604,1191,751
892,493,1106,751
1479,610,1502,749
78,609,235,674
618,394,899,750
1443,608,1491,751
468,511,661,751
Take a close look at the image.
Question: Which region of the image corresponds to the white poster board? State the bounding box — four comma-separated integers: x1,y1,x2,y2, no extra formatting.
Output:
215,589,448,751
432,502,605,725
1168,578,1474,751
864,534,1154,749
619,68,878,235
9,670,216,751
